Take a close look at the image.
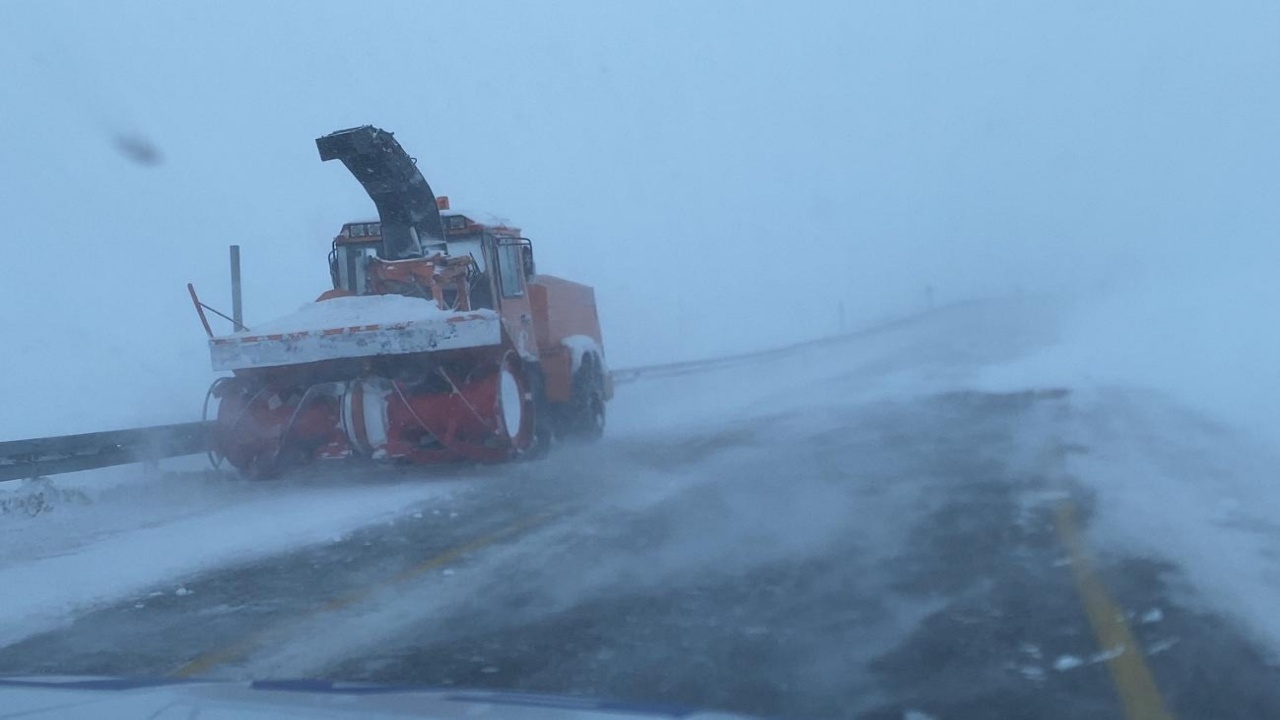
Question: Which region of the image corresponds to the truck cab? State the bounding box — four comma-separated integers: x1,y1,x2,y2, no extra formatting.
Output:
327,203,539,361
438,208,534,313
327,204,534,314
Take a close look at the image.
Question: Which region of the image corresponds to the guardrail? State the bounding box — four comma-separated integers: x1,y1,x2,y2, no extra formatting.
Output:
0,422,211,483
610,307,930,386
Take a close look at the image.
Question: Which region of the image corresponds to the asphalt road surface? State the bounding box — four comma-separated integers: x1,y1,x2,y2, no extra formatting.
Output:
3,383,1279,719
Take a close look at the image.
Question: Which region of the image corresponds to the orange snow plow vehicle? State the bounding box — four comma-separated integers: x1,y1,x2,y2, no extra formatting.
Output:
199,126,610,477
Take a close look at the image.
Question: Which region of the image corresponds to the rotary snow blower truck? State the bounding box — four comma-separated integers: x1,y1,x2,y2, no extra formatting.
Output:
201,126,610,477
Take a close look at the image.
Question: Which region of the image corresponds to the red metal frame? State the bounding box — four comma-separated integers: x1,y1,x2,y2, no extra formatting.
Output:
210,344,535,477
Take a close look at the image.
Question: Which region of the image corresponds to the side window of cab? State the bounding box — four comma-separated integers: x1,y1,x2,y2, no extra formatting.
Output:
498,243,525,298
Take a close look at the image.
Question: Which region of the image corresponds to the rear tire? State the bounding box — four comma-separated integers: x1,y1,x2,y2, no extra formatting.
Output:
568,355,606,442
581,390,605,441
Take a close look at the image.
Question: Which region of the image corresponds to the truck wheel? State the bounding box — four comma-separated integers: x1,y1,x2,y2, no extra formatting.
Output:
523,365,554,460
581,389,606,441
571,356,606,442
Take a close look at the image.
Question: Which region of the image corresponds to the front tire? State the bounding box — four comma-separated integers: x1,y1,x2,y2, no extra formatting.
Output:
521,364,554,460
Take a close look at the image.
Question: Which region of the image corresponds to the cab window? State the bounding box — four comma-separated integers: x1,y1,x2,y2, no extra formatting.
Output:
498,244,524,298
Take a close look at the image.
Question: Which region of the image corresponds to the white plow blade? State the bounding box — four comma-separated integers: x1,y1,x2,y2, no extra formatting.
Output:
209,311,501,371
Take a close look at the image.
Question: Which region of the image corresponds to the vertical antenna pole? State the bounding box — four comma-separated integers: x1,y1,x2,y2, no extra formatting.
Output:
230,245,243,331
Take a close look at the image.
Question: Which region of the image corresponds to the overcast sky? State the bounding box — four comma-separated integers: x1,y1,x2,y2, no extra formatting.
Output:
1,1,1278,437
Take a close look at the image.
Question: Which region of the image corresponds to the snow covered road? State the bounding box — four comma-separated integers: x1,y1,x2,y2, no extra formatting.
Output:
3,299,1280,718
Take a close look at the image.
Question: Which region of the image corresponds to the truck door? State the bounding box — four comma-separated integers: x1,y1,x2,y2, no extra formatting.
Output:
494,237,535,358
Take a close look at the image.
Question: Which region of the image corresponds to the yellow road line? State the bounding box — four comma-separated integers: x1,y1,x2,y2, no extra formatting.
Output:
1054,501,1175,720
172,511,555,678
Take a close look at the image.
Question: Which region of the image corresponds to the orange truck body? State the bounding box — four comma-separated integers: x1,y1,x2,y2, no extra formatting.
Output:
530,276,612,403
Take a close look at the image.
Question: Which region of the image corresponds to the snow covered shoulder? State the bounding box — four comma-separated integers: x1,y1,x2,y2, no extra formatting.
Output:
208,295,501,372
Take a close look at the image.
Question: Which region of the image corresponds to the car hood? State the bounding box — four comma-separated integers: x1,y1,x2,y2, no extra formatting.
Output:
0,677,754,720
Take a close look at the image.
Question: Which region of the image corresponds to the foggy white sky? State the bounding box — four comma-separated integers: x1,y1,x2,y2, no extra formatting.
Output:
1,1,1278,437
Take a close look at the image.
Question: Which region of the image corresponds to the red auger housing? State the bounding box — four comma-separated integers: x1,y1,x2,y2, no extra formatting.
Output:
203,126,610,477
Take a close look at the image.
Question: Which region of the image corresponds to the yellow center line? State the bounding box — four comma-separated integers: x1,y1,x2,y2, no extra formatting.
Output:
172,510,557,678
1054,501,1175,720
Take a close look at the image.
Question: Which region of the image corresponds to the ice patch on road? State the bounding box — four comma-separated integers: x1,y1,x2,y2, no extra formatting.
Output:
1088,645,1125,664
1052,654,1083,671
1017,664,1046,682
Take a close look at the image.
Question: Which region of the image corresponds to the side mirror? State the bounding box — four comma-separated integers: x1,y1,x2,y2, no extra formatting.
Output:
521,244,536,277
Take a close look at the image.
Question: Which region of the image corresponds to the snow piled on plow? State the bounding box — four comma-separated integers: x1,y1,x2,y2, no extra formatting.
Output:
238,295,458,335
208,296,502,371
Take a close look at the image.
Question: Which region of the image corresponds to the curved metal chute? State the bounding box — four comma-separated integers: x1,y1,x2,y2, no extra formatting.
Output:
316,125,445,260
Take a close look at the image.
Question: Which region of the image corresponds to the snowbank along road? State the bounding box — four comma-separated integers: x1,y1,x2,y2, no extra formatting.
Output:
3,299,1280,719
